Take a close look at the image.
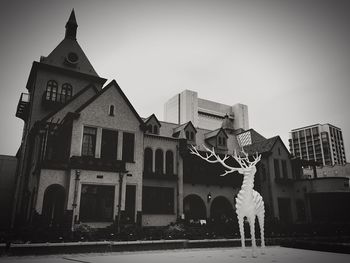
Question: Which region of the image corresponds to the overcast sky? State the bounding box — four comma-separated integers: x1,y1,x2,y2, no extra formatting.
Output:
1,0,350,159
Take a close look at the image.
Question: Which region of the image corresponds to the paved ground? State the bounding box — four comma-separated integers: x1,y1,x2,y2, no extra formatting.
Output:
0,246,349,263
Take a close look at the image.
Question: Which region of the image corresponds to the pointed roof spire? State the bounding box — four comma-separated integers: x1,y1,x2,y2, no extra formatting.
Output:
65,9,78,40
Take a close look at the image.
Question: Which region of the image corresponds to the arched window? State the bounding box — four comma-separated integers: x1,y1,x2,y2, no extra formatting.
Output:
61,83,73,102
155,149,163,175
46,80,58,101
166,150,174,175
153,125,158,134
144,148,153,173
109,105,114,116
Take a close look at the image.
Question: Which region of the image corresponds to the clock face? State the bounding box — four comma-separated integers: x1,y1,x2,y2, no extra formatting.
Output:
66,52,79,65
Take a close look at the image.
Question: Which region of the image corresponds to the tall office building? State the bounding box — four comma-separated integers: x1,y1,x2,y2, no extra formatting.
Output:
289,124,347,166
164,90,249,131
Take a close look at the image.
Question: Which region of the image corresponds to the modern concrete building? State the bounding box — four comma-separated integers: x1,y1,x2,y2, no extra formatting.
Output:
164,90,249,131
289,124,347,166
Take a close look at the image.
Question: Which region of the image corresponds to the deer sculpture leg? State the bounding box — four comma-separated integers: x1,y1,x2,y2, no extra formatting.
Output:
248,215,258,257
237,215,246,257
257,211,265,253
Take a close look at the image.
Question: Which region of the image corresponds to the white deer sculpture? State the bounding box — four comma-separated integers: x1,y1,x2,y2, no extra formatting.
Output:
189,145,265,257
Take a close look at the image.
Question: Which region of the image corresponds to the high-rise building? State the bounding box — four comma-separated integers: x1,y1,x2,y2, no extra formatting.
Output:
164,90,249,131
289,124,347,166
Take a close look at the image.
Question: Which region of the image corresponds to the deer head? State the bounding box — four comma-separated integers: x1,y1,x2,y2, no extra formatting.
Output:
189,144,261,177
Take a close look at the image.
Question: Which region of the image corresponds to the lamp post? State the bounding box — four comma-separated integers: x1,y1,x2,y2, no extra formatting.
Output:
71,169,80,232
117,170,128,234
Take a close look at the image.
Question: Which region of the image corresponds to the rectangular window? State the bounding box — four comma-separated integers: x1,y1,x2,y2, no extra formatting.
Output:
79,184,115,222
281,160,288,179
122,132,135,162
274,159,280,179
101,129,118,160
142,186,174,214
82,127,97,157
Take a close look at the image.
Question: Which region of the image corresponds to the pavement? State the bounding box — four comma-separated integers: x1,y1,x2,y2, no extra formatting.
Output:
0,246,349,263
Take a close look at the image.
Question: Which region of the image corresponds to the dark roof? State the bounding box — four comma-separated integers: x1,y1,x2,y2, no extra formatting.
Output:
204,128,228,140
237,129,266,146
75,80,145,127
40,83,98,123
173,121,197,135
242,136,280,155
144,114,161,127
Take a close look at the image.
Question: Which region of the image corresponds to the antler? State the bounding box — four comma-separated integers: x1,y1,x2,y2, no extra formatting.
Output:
232,148,261,168
189,145,244,176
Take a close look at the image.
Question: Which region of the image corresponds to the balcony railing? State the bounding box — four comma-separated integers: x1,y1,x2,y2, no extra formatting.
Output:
70,156,126,172
15,93,30,121
143,171,178,181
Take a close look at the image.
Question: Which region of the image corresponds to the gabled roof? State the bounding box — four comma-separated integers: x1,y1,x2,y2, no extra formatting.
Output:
237,129,266,147
204,128,228,140
172,121,197,136
144,114,161,127
242,136,290,156
40,83,98,123
75,80,145,126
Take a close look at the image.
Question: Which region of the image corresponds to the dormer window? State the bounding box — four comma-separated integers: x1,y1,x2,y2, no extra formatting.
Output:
145,114,161,135
190,132,194,140
153,126,158,134
186,131,190,139
109,105,115,116
218,136,226,147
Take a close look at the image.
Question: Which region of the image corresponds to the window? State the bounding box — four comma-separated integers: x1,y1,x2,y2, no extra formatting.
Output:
101,129,118,160
61,83,73,103
281,160,288,179
155,149,164,174
218,137,222,145
147,125,152,133
166,150,174,175
109,105,114,116
274,159,280,179
190,132,194,140
186,131,190,139
144,148,153,173
142,186,174,214
153,125,158,134
46,80,58,101
82,127,97,157
122,132,135,162
79,184,115,222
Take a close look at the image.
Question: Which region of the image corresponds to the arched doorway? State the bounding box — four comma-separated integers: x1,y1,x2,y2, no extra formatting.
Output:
183,194,206,221
42,184,66,227
210,196,234,223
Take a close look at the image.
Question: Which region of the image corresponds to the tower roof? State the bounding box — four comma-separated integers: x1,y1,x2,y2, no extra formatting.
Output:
40,10,99,77
65,9,78,40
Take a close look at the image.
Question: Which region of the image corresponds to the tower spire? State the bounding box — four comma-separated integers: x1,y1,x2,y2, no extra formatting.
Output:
65,9,78,40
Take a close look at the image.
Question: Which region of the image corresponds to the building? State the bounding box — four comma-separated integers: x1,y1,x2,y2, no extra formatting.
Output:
164,90,249,131
12,11,350,232
0,155,17,230
289,124,347,166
